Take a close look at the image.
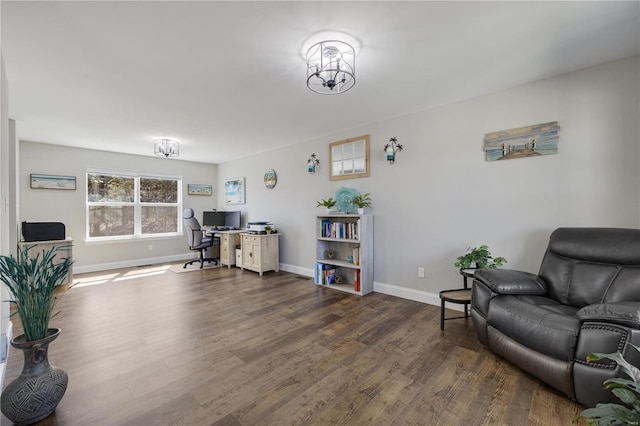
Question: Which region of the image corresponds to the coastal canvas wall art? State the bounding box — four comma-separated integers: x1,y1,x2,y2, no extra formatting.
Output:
484,121,559,161
187,184,212,196
30,174,77,190
224,177,245,204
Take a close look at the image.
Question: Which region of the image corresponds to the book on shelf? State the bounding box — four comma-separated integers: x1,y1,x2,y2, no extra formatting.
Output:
319,218,361,240
353,246,360,265
315,263,338,285
326,268,337,284
354,269,360,292
320,219,330,238
316,263,324,284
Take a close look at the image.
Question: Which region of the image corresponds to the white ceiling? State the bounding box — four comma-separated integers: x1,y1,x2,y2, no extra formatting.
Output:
2,1,639,164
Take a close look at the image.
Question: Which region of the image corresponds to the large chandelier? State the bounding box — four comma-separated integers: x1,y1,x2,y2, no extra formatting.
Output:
153,138,180,158
306,40,355,95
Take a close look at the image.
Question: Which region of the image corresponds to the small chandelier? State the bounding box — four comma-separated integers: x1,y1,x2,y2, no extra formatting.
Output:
383,137,403,164
306,40,355,95
307,153,320,174
153,138,180,158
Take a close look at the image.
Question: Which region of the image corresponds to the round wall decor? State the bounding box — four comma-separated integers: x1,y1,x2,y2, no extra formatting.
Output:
264,169,277,189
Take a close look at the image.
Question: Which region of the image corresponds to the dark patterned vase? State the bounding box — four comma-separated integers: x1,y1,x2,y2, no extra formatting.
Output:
1,328,68,425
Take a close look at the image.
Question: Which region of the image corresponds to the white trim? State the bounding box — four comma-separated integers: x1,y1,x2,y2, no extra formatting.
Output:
74,253,195,274
86,171,183,240
86,167,182,180
72,259,465,313
280,263,314,277
374,280,465,311
84,234,183,245
277,265,464,312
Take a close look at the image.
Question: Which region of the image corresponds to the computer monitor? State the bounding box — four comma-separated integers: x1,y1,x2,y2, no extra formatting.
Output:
202,211,225,228
224,211,241,229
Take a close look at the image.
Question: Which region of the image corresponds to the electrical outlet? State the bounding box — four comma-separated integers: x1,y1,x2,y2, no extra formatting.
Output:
418,267,425,278
148,244,153,251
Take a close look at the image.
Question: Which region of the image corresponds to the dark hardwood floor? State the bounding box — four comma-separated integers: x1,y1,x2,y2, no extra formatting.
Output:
2,264,585,425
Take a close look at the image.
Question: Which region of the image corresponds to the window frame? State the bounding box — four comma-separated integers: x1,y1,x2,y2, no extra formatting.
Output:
86,169,183,242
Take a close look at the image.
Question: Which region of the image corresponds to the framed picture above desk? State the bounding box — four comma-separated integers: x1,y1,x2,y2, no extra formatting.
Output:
224,177,245,204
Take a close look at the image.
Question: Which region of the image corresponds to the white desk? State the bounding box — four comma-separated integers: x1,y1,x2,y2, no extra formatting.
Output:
206,230,243,268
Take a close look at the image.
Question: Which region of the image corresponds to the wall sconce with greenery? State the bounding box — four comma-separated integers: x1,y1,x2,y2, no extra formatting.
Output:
307,153,320,175
383,137,403,164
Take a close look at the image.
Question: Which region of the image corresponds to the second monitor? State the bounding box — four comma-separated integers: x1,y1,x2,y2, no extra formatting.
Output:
224,211,241,229
202,211,241,230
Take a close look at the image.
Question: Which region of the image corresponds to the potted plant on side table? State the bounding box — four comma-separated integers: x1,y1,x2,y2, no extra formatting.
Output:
440,245,507,330
0,246,73,425
454,245,507,270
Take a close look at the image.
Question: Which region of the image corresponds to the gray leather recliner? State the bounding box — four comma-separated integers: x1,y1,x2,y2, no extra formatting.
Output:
471,227,640,407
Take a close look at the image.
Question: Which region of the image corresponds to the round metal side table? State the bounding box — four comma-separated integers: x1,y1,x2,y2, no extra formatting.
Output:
439,269,476,330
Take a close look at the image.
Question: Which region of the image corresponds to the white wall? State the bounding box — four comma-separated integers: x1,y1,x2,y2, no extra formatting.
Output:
19,143,217,272
14,56,640,304
218,56,640,302
0,49,15,389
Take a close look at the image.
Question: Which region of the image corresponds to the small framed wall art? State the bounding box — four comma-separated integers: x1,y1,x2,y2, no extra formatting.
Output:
224,177,245,204
30,174,76,190
187,184,213,196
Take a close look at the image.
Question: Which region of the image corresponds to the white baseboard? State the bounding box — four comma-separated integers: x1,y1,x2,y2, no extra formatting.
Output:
77,257,304,276
74,253,194,274
76,259,462,312
374,281,465,311
280,265,462,312
279,263,314,277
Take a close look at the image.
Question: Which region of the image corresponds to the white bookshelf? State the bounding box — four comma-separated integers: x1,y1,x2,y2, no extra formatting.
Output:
314,214,373,296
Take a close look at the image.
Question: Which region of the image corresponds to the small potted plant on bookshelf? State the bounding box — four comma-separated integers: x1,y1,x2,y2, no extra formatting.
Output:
454,245,507,270
316,197,336,214
352,192,372,214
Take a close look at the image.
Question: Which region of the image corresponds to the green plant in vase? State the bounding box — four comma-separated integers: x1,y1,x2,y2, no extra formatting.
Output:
352,192,372,214
316,197,336,213
454,245,506,270
0,246,73,424
0,246,72,341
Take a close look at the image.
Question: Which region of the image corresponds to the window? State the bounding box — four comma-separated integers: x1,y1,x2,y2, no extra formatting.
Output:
87,172,181,239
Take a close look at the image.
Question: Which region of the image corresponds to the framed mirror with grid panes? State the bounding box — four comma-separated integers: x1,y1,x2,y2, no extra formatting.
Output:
329,135,370,181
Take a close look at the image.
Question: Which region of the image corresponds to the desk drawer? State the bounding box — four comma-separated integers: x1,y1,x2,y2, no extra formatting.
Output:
242,235,260,244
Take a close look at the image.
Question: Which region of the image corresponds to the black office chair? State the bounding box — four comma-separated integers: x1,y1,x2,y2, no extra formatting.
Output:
183,208,219,269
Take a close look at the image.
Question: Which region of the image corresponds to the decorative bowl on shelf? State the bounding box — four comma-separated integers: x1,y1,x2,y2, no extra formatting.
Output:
334,187,358,214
